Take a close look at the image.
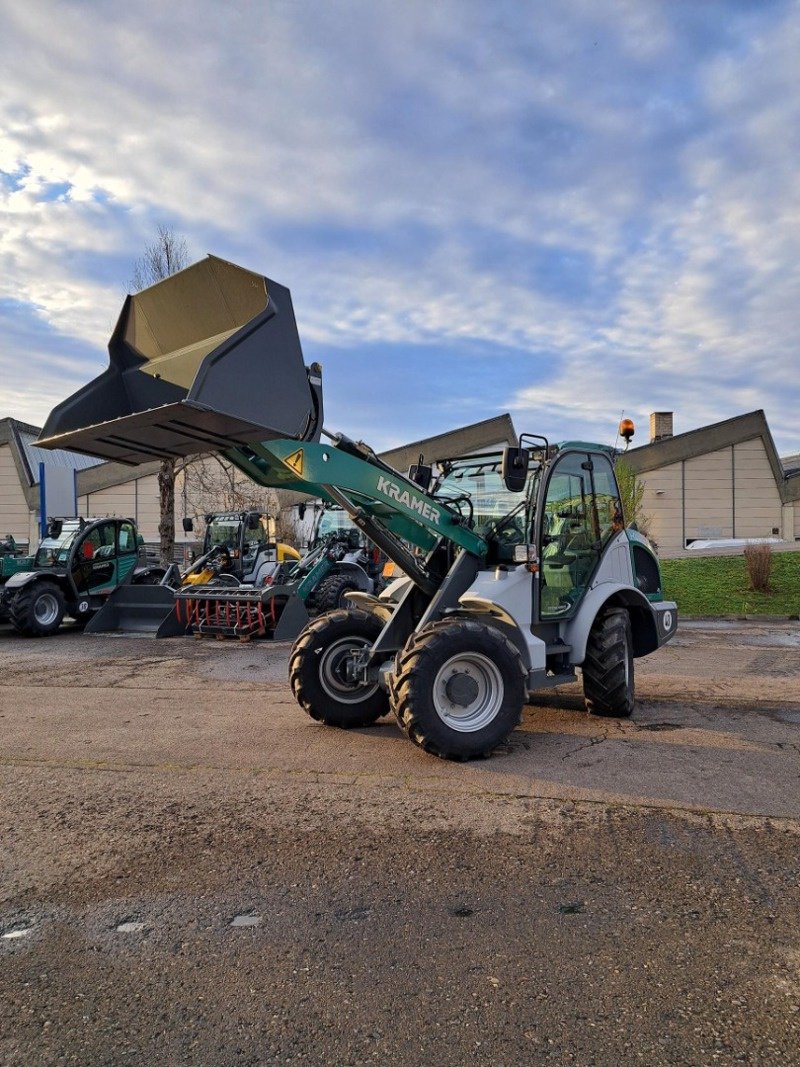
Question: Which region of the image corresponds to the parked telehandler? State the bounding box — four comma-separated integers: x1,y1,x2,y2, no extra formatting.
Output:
38,254,677,759
0,516,153,636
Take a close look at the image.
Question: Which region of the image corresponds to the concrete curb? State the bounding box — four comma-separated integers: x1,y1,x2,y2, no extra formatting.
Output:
681,614,800,623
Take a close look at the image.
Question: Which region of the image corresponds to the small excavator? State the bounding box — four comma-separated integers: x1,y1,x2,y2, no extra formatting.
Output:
38,255,677,760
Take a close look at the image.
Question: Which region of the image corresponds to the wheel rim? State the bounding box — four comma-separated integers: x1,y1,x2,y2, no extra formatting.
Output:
319,636,379,704
432,652,505,733
34,593,60,626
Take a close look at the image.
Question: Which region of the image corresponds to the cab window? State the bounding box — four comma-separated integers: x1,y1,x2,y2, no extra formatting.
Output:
117,522,137,556
81,523,117,560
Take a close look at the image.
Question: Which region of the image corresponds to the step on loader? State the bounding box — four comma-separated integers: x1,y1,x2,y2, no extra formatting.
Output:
38,255,677,760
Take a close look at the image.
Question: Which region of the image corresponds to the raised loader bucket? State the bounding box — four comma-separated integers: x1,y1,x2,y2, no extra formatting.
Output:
37,255,323,463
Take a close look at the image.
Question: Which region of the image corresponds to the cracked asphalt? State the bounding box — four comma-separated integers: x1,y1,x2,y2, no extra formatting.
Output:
1,619,799,1065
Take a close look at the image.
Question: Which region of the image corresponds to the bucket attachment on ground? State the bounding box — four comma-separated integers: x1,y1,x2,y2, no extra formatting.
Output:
37,256,323,464
85,584,186,638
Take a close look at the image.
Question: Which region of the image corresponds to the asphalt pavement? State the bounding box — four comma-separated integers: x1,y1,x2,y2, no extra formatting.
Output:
1,620,798,1065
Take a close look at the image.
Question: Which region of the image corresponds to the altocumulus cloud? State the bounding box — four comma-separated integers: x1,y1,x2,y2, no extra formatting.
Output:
0,0,798,452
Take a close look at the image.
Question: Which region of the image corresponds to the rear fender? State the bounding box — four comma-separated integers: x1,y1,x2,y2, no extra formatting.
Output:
564,584,669,665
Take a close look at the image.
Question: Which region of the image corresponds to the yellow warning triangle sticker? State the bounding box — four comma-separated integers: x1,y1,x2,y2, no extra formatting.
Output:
284,448,304,477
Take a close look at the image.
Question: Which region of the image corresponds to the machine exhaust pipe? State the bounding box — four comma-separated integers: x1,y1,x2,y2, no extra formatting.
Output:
37,255,323,464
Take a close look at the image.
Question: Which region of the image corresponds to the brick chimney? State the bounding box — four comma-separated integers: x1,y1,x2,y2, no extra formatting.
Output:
650,412,673,443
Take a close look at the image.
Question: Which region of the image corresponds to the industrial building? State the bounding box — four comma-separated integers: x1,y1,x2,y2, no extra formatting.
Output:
624,411,800,555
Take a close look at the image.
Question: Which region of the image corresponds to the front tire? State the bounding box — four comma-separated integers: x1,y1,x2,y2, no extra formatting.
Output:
314,573,360,613
582,608,635,717
10,581,66,637
289,609,389,727
389,619,526,760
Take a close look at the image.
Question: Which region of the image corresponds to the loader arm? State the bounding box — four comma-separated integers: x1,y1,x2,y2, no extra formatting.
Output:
223,437,489,598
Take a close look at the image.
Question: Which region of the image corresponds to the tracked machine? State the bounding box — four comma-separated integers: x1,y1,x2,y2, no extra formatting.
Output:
38,255,677,760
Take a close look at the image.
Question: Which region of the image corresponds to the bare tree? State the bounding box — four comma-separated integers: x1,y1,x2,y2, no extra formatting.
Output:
129,226,190,565
129,225,190,292
181,455,281,520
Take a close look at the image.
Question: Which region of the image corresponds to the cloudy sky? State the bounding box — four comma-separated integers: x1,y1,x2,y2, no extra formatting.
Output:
2,0,799,456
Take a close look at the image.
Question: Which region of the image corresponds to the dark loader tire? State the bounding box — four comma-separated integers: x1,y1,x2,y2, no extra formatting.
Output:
10,581,66,637
582,608,635,718
389,619,526,760
314,574,360,613
289,609,389,727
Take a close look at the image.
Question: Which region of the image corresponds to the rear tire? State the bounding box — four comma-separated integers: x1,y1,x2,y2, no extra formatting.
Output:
582,608,635,717
314,574,360,613
389,619,525,760
289,609,389,727
10,581,66,637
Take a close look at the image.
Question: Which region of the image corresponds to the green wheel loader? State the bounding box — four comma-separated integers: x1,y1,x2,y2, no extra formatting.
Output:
37,254,677,759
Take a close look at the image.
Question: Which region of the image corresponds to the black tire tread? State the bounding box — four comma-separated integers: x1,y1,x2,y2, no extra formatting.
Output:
389,618,526,760
289,608,388,727
582,608,634,717
9,580,66,637
313,573,360,614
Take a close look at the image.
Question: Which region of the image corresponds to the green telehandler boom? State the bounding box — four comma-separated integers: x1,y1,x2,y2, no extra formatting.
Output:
38,255,677,760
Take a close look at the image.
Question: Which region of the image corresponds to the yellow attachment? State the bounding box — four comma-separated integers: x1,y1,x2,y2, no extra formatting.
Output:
277,542,301,562
183,568,215,586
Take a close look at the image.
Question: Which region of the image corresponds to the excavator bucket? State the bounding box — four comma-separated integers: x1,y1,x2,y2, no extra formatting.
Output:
37,255,323,463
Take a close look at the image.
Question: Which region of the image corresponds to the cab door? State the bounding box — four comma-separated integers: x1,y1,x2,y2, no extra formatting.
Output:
115,521,139,584
70,521,119,595
538,451,621,620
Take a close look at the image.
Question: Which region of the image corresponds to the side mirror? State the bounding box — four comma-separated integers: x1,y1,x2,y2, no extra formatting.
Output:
501,446,530,493
182,517,194,533
408,463,433,491
246,512,261,530
297,503,306,521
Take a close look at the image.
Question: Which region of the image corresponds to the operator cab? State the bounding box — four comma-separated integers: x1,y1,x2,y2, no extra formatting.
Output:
435,450,543,565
